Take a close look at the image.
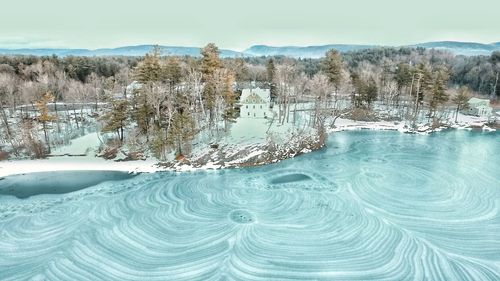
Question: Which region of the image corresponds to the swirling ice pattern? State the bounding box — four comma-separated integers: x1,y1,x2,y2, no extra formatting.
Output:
0,131,499,280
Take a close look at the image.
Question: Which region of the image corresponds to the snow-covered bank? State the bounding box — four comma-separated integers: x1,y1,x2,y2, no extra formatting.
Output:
0,139,317,177
0,115,317,177
329,112,497,135
1,113,496,178
162,132,323,172
0,156,161,178
0,131,162,177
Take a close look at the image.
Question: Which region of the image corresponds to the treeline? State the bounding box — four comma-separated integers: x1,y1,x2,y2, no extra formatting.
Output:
226,47,500,98
0,45,499,160
0,55,139,82
0,44,242,159
1,47,498,100
341,47,500,98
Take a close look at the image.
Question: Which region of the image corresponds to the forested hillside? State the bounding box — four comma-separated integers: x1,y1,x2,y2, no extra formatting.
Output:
0,45,498,161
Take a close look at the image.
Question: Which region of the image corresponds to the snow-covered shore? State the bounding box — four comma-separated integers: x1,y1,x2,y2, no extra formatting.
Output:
330,113,497,134
0,132,163,178
0,114,496,178
0,157,161,178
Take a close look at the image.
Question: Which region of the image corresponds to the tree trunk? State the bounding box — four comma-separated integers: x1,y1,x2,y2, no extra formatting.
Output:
42,122,51,154
0,105,19,156
412,77,421,126
54,99,61,133
72,103,79,129
120,122,124,142
493,72,499,100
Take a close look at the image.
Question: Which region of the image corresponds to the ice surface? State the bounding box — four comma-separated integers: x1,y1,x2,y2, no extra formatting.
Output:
0,130,499,280
0,171,136,198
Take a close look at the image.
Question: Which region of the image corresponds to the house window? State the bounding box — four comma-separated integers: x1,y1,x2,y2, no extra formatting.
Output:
260,105,262,109
246,105,248,109
247,112,250,116
253,105,255,109
254,113,256,117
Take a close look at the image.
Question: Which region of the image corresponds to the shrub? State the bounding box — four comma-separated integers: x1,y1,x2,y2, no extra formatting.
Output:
0,150,9,161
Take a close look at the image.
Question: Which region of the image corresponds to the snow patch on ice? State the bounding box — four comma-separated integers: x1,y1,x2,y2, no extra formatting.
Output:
0,157,161,178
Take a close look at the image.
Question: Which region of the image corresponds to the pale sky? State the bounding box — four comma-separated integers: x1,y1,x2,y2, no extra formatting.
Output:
1,0,499,50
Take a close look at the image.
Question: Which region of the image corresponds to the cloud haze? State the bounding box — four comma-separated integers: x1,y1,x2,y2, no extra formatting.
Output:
1,0,499,49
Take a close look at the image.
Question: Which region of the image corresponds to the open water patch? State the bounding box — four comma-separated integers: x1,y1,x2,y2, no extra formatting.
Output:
0,171,136,199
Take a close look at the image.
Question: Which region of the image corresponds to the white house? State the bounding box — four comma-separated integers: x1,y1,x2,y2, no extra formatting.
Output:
462,98,492,117
126,81,142,94
239,87,273,118
110,81,143,100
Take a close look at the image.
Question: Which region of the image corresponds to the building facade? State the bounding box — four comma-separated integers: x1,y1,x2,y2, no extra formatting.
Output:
239,88,273,119
462,98,493,117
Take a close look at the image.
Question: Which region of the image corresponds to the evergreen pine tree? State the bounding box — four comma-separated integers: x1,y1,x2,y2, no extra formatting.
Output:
134,46,164,140
102,99,129,142
266,58,277,102
200,43,222,78
452,86,470,122
221,72,237,131
395,63,412,93
167,95,196,157
323,49,343,91
364,77,378,107
136,46,163,84
429,67,449,118
151,127,167,160
203,79,217,124
200,43,223,125
164,57,182,89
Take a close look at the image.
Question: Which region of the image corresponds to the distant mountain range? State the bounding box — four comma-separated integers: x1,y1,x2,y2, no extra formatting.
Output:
243,42,500,57
0,41,499,58
412,41,500,56
243,44,376,58
0,45,245,58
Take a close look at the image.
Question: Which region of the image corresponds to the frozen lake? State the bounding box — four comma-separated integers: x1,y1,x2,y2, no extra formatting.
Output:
0,171,136,199
0,130,499,280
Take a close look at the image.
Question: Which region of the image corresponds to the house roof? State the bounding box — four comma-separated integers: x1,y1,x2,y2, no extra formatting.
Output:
468,98,490,107
125,81,142,96
240,87,270,104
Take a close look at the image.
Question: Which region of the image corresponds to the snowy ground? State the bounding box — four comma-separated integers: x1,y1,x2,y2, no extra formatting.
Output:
0,111,317,177
50,132,102,156
0,131,161,177
330,112,496,134
0,110,496,178
0,156,161,178
175,113,317,171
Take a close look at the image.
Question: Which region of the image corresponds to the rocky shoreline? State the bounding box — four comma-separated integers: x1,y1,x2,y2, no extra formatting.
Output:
156,117,497,172
159,132,324,171
0,118,497,178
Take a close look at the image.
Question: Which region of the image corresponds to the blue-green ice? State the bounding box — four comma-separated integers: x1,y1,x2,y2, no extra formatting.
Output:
0,130,499,280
